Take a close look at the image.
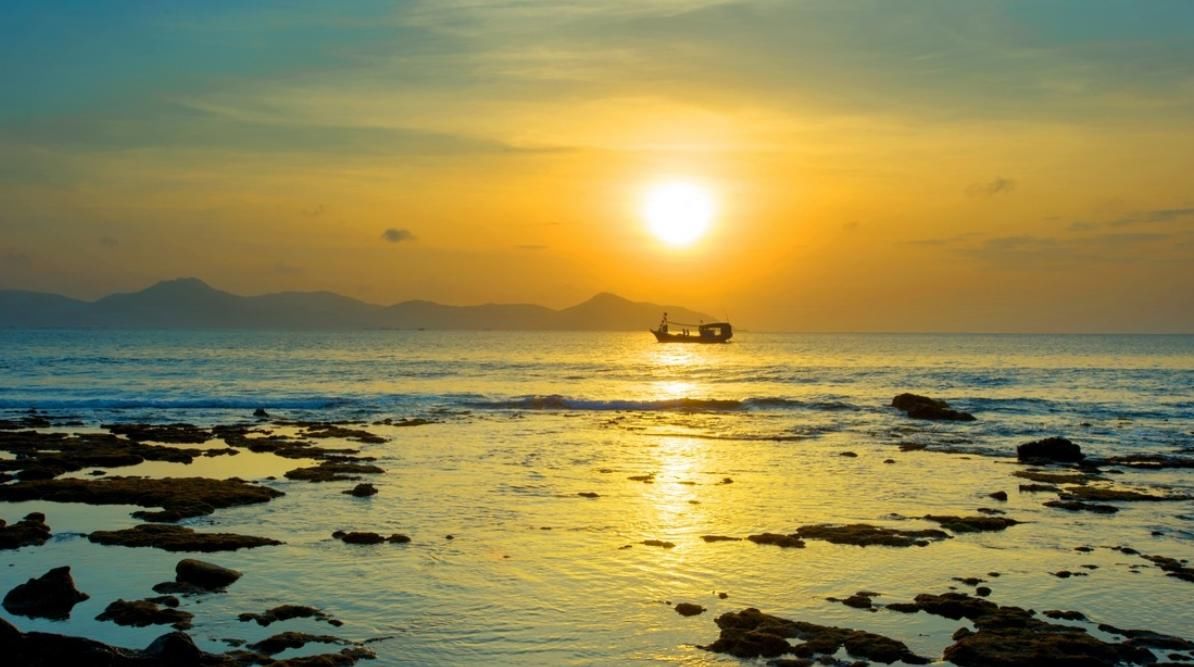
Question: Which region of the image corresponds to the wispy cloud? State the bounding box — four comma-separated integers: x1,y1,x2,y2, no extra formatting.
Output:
967,177,1016,197
382,228,416,243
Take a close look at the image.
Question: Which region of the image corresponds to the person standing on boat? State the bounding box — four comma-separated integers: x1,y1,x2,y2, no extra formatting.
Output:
659,312,669,334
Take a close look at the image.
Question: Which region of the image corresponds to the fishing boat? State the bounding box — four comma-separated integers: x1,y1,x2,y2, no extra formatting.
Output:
650,313,733,343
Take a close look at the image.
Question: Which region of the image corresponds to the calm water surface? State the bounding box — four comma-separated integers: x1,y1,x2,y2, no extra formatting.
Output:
1,331,1192,663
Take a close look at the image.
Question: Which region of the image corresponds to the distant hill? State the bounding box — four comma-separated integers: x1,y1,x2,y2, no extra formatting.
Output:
0,278,717,330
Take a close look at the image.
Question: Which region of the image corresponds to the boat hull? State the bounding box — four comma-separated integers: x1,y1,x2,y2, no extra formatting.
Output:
651,329,731,344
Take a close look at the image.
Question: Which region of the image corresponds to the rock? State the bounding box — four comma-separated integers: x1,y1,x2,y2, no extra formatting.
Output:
249,631,349,655
1017,437,1084,463
2,566,89,619
294,422,386,444
253,408,269,418
795,523,950,547
344,483,378,497
747,533,806,548
285,461,385,482
239,604,340,627
988,491,1008,501
90,523,282,551
1098,624,1194,650
884,458,896,464
838,592,876,609
142,631,203,664
105,423,211,443
975,586,992,597
891,393,975,421
1013,470,1101,485
675,602,706,616
96,598,193,629
0,475,284,522
577,492,600,498
1044,609,1087,621
642,539,676,548
701,535,742,543
332,531,411,545
1060,486,1191,502
839,451,858,458
1044,500,1119,514
701,607,931,663
886,602,920,613
0,512,52,550
628,474,655,482
175,559,241,590
922,515,1022,533
1020,483,1061,493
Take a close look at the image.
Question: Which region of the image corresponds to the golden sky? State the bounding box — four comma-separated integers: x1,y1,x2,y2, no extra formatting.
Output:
2,1,1192,332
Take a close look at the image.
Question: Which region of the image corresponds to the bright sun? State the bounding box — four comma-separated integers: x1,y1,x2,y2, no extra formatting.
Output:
642,181,715,247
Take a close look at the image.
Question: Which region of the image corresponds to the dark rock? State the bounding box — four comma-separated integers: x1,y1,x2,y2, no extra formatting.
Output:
176,558,241,589
1098,624,1194,650
96,598,193,629
1044,610,1087,621
975,586,992,597
1044,500,1119,514
642,539,676,548
747,533,806,548
577,491,600,498
628,474,655,482
839,451,858,458
839,592,875,609
2,566,89,619
923,515,1022,533
1017,437,1084,463
701,535,742,543
891,393,975,421
883,458,896,464
675,602,705,616
332,531,411,545
142,631,203,664
296,423,386,444
1061,486,1191,503
1013,470,1100,485
701,608,931,663
285,461,385,482
253,408,269,418
106,423,211,443
989,491,1008,501
239,604,339,627
90,523,282,551
796,523,950,547
0,512,52,550
249,631,349,655
885,602,920,613
0,475,283,522
0,616,232,666
343,483,378,497
1020,483,1061,493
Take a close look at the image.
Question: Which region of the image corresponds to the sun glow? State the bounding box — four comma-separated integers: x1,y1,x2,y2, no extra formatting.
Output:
642,181,715,247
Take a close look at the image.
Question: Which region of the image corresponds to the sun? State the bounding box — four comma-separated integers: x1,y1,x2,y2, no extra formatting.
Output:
642,181,715,247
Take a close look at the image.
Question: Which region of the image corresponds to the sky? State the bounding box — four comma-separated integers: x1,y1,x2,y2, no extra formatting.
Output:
1,0,1193,332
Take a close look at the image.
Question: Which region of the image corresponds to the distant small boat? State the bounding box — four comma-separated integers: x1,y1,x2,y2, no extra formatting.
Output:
650,313,732,344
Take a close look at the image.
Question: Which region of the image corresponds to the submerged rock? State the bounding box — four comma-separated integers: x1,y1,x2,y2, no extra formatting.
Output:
96,598,193,630
249,631,349,655
0,512,52,550
239,604,341,627
1017,437,1084,463
105,423,211,443
90,523,282,552
0,476,284,522
891,393,976,421
1044,500,1119,514
795,523,950,547
923,515,1022,533
295,422,387,444
701,535,742,543
344,483,378,497
701,607,931,663
747,533,806,548
175,558,241,590
285,461,385,482
641,539,677,549
1060,486,1191,503
0,617,222,666
2,566,89,620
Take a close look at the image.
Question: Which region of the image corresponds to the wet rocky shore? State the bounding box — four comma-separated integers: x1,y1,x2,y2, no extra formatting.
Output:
1,392,1192,665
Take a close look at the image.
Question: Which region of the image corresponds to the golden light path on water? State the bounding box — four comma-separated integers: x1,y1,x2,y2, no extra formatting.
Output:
0,331,1191,664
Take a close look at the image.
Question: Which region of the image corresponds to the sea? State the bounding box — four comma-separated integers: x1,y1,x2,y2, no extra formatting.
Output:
1,330,1192,663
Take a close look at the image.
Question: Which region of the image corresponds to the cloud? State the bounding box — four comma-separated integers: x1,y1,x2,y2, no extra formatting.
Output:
967,177,1016,197
382,228,416,243
1110,206,1194,227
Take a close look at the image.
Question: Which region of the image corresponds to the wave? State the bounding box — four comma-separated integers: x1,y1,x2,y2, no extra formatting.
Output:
460,395,858,413
0,395,356,411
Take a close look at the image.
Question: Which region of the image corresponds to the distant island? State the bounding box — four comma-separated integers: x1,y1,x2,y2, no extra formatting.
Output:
0,278,717,330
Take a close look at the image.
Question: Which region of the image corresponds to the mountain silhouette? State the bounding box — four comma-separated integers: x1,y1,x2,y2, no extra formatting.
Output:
0,278,717,330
